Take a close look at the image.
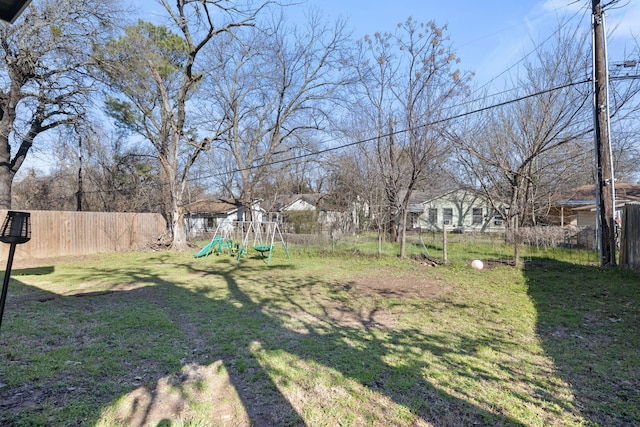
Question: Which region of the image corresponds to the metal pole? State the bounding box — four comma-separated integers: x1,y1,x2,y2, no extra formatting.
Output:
442,223,447,264
602,12,617,238
77,136,83,211
0,243,17,333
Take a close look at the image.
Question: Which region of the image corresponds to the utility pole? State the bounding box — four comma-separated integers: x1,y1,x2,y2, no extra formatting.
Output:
76,137,83,212
592,0,616,266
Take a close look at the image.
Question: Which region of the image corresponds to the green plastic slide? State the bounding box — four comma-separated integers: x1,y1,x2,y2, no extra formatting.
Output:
193,236,224,258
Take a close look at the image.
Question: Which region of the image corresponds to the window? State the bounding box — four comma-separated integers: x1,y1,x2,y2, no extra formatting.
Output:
206,217,215,229
408,212,420,229
443,208,453,225
428,208,438,224
472,208,483,224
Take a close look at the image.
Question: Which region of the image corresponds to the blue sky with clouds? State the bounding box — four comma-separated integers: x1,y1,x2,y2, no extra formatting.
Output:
293,0,638,85
133,0,638,87
22,1,640,174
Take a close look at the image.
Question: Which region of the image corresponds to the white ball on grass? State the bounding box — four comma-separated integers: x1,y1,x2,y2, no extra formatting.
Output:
471,259,484,270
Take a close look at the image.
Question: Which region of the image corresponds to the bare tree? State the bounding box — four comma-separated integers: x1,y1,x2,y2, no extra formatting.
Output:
12,168,69,210
610,127,640,182
328,148,383,232
79,128,165,213
351,18,471,257
12,124,166,212
0,0,122,209
609,43,640,182
449,20,640,263
93,1,267,250
202,10,351,220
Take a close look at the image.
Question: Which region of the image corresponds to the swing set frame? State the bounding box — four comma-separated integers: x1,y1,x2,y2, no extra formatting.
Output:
192,220,291,265
236,221,290,265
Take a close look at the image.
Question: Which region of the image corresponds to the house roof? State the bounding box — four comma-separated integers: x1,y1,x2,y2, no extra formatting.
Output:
558,183,640,206
405,188,489,207
262,193,329,212
185,198,263,215
571,202,630,212
184,199,240,215
406,190,454,205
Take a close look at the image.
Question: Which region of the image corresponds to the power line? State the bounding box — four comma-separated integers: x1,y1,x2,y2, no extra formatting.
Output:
196,78,592,181
25,76,595,204
469,1,590,97
610,74,640,81
602,0,626,10
23,75,595,201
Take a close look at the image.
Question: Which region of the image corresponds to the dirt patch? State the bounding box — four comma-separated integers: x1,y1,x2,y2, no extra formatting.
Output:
101,362,249,426
341,271,450,300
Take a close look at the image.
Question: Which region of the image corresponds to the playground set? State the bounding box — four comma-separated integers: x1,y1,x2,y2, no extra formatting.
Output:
193,221,290,265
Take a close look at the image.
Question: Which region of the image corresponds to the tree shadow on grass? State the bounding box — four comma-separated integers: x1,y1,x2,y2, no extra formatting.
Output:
523,258,640,426
0,253,532,426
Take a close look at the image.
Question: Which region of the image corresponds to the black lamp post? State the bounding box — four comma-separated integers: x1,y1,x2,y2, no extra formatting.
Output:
0,211,31,333
0,0,32,23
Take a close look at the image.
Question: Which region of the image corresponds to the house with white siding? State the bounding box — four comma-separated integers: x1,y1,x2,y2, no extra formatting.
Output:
262,193,349,233
407,189,504,232
184,199,264,237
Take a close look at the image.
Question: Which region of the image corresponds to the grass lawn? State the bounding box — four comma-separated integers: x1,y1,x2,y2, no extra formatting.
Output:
0,247,638,426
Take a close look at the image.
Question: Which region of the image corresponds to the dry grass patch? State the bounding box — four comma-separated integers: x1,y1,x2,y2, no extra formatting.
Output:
97,361,249,426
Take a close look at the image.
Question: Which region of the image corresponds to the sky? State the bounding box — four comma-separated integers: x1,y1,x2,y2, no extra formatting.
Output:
132,0,640,87
291,0,639,85
25,0,640,175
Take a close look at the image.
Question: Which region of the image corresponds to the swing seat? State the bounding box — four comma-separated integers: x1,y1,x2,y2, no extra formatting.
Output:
253,244,273,254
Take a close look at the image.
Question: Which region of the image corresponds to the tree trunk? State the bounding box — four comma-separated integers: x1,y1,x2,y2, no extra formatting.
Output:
239,193,253,222
0,119,16,209
512,216,521,266
0,165,13,209
172,205,188,251
388,205,397,242
509,181,521,265
399,208,408,258
169,173,189,250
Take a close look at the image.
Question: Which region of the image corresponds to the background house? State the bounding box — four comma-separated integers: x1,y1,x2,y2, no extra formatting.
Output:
263,193,348,233
407,189,504,233
554,183,640,227
184,199,264,237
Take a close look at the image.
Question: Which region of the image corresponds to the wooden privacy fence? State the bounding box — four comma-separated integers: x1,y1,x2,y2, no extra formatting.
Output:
620,202,640,270
0,210,167,260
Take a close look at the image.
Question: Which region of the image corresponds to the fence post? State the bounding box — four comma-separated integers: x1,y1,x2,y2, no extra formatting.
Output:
620,202,640,269
443,223,448,264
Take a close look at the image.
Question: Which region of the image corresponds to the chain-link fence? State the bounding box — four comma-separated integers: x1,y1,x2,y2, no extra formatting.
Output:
190,225,600,265
283,226,599,265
